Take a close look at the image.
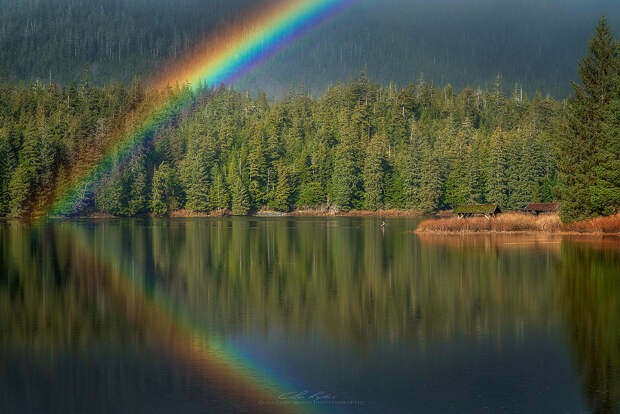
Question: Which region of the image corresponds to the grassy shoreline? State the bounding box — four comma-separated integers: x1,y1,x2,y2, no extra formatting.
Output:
416,213,620,236
168,208,424,218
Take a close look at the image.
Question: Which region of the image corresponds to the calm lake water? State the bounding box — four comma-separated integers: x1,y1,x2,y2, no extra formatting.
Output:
1,217,618,414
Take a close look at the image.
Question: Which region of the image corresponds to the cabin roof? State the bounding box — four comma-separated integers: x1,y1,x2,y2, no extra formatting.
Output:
454,204,501,215
523,202,559,212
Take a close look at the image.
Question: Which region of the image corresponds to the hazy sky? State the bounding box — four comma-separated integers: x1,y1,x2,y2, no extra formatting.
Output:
236,0,620,96
0,0,618,97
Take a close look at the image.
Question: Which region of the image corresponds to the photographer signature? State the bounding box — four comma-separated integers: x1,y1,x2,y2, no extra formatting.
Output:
278,390,336,402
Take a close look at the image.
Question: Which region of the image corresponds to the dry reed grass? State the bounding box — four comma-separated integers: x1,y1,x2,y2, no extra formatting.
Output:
563,213,620,234
417,212,561,233
416,212,620,234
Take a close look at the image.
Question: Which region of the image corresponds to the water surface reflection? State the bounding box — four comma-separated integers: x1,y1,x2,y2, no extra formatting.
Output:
0,218,618,413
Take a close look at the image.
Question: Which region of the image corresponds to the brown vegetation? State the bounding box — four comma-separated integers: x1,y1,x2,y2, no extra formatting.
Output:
562,214,620,234
416,213,620,235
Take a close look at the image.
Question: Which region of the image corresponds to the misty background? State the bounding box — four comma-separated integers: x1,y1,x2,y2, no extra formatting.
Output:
0,0,618,97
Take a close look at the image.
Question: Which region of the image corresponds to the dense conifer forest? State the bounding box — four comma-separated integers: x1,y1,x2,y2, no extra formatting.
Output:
0,18,618,222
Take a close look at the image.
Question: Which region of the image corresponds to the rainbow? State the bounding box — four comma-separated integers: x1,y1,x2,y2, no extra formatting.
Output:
152,0,354,91
68,224,325,414
43,0,354,218
35,1,355,409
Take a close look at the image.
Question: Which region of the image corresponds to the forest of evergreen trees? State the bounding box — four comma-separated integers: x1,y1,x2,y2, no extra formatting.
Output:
0,18,618,222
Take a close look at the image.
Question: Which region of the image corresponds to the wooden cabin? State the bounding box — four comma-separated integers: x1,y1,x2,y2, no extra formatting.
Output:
454,204,501,219
523,202,559,215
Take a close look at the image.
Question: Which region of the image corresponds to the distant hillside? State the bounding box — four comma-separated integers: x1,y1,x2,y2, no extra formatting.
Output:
0,0,268,85
0,0,618,98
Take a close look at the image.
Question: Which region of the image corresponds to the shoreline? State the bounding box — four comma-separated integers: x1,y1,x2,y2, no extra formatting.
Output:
44,209,425,219
286,209,423,217
9,211,619,237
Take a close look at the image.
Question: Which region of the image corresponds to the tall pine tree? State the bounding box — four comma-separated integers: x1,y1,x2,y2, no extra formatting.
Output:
363,135,387,210
486,127,509,208
558,17,619,221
